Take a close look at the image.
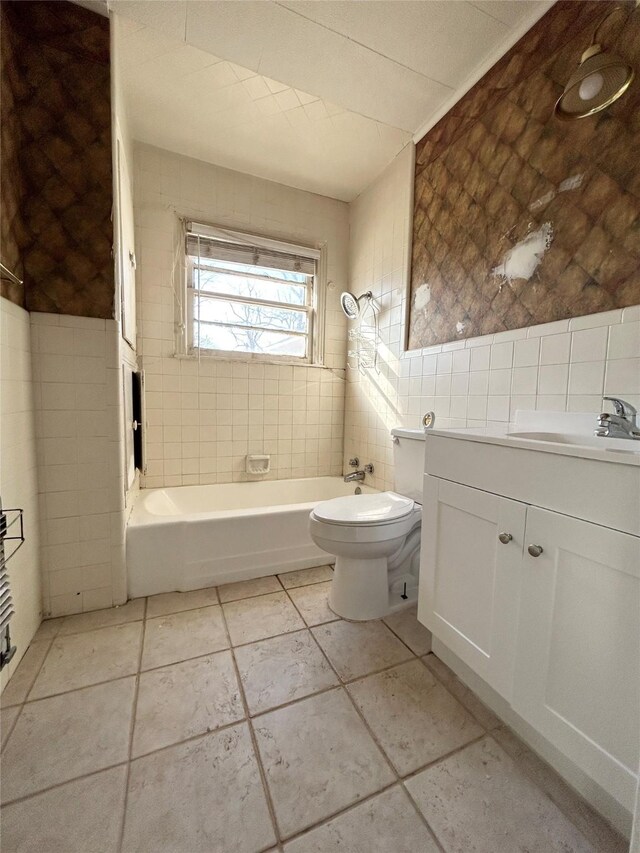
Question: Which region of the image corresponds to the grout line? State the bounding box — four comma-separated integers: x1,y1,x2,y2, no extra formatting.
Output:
279,778,400,847
400,732,488,786
0,759,131,809
53,616,145,639
18,672,140,706
0,637,56,750
15,637,55,707
117,595,147,853
300,621,448,849
217,599,284,848
0,704,23,754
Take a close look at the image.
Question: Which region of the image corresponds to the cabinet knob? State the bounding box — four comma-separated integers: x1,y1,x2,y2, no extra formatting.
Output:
527,544,544,558
498,532,512,544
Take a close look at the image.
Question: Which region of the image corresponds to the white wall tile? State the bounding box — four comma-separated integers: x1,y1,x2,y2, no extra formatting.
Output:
537,364,569,396
539,332,571,365
0,298,42,694
513,338,540,368
135,143,348,485
568,362,605,396
605,358,640,396
570,327,608,363
30,315,126,618
608,322,640,360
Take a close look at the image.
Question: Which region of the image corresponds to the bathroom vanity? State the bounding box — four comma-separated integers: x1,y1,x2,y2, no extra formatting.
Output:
417,412,640,833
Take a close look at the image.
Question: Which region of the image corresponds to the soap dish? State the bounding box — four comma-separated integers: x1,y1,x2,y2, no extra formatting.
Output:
246,454,270,475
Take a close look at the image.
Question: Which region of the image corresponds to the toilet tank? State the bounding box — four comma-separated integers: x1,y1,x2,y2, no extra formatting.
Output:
391,428,426,503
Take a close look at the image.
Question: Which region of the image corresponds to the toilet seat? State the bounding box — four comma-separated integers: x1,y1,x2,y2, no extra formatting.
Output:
312,491,415,527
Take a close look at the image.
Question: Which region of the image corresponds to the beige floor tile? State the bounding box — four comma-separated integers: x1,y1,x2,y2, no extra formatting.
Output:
311,620,413,682
491,725,627,853
141,605,228,671
0,765,127,853
254,687,394,838
0,641,51,708
287,581,338,627
348,660,483,776
146,586,218,618
1,705,20,749
132,650,244,757
33,618,64,640
383,606,432,656
122,723,275,853
278,565,333,589
30,623,142,699
1,677,135,803
284,786,439,853
58,598,146,635
218,574,282,603
422,653,502,731
223,591,304,646
235,630,338,715
405,736,595,853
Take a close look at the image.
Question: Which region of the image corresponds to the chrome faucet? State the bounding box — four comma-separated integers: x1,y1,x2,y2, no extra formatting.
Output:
595,397,640,440
343,459,374,482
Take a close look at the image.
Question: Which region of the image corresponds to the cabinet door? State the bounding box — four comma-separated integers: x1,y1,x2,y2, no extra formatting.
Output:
513,507,640,811
418,477,527,700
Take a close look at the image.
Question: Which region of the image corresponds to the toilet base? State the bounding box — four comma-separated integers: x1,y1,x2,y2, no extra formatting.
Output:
329,556,390,621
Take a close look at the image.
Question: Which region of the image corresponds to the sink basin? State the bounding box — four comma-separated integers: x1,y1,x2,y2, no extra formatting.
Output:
507,430,640,453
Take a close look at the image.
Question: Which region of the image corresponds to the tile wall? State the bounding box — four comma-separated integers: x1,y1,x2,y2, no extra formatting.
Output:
134,144,349,487
0,298,41,689
409,1,640,346
0,0,114,317
345,146,640,492
30,314,127,617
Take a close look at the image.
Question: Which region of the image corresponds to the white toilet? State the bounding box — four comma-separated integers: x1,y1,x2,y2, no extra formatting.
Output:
309,428,425,620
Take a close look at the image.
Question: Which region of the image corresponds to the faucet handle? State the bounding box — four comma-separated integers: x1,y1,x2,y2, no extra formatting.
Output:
603,397,637,420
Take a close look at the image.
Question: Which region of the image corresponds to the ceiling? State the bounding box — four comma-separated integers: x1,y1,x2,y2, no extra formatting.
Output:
111,0,553,201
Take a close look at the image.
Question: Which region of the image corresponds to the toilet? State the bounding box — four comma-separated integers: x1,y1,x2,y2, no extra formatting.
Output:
309,428,425,621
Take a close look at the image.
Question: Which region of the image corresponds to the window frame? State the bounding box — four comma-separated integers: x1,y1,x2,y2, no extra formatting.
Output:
181,222,326,366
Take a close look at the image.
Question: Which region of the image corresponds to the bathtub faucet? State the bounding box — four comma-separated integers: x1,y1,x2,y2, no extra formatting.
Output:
344,463,374,483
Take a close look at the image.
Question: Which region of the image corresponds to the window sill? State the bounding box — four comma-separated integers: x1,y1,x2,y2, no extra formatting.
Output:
173,350,329,369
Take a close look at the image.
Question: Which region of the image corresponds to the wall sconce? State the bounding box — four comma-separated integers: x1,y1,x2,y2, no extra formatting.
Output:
554,5,635,121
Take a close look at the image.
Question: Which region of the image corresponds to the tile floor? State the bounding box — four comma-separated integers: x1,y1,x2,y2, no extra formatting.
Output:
0,565,627,853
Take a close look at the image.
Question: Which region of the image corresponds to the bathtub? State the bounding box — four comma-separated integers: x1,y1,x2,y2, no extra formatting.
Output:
126,477,377,597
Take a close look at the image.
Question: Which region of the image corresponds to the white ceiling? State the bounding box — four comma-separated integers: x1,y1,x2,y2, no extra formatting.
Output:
111,0,552,201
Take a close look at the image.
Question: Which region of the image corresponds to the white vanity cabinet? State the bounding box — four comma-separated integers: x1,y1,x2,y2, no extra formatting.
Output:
418,425,640,820
513,507,640,811
420,477,525,700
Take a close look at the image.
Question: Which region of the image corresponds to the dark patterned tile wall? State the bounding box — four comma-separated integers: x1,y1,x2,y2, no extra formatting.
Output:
0,1,114,318
409,0,640,349
0,2,26,307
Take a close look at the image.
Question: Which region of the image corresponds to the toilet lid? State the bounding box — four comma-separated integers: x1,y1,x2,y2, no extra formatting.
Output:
313,492,415,526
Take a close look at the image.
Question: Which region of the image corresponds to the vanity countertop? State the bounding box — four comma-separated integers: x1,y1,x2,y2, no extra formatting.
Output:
427,410,640,467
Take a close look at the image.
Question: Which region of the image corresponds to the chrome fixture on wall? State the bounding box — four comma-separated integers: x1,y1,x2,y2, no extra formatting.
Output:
339,290,373,320
554,5,635,120
343,463,374,483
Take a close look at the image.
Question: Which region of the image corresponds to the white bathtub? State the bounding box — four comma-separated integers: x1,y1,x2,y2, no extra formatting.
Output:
126,477,377,597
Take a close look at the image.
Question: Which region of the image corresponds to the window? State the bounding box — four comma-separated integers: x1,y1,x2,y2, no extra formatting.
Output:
184,222,322,362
